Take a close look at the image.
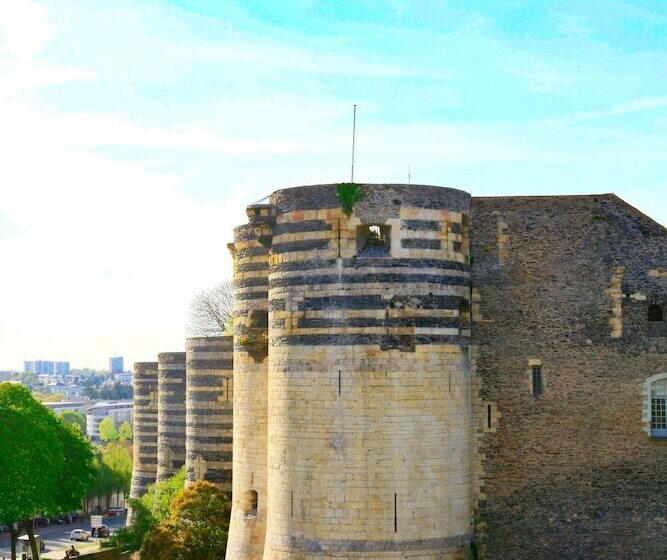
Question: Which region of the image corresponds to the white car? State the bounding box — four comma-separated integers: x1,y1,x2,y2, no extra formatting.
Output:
70,529,89,541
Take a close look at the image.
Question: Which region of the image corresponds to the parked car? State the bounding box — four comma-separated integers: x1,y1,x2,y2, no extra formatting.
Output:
91,525,110,538
107,507,125,516
33,517,49,527
70,529,90,542
50,517,65,525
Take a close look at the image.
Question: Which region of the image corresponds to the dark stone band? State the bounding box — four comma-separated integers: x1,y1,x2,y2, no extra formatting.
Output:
269,272,468,289
273,219,332,235
271,239,331,254
271,333,467,347
270,257,468,273
402,219,441,231
187,359,233,370
294,316,460,329
282,294,464,312
401,238,442,250
286,532,471,553
186,435,233,445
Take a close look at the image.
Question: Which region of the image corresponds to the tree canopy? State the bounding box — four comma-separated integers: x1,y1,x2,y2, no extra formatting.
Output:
59,410,87,434
138,481,230,560
99,416,118,442
0,383,94,559
118,420,133,442
88,443,132,504
187,280,234,337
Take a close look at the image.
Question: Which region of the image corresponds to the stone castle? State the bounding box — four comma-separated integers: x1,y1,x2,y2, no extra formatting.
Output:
130,183,666,559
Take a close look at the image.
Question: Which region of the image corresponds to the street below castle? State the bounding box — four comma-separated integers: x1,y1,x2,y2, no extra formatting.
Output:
0,515,126,560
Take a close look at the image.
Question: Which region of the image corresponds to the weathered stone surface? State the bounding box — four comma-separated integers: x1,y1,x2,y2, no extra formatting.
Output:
129,361,158,499
185,336,233,493
471,194,667,559
156,351,186,481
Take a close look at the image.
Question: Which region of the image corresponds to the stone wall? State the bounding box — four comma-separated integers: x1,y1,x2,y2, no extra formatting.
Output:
185,335,234,492
129,361,159,510
156,351,187,481
470,194,667,559
226,208,272,560
228,184,476,560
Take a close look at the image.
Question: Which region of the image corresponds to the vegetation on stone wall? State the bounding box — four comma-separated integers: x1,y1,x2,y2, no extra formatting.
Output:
111,468,230,558
336,182,362,216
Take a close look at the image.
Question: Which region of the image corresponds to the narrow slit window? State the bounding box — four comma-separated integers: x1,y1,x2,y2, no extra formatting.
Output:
648,304,663,322
243,490,258,518
487,404,492,429
532,365,543,396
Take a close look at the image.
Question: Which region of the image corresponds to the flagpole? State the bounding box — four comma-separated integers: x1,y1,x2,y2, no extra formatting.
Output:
351,104,356,182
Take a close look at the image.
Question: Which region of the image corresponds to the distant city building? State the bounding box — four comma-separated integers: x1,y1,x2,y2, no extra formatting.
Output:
55,361,70,376
23,360,69,376
109,356,124,374
114,372,133,384
86,401,133,442
42,401,89,416
0,371,13,382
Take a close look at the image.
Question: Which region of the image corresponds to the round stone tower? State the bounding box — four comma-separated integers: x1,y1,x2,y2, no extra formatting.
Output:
156,351,187,481
185,335,234,492
261,184,474,559
226,204,274,560
129,361,159,520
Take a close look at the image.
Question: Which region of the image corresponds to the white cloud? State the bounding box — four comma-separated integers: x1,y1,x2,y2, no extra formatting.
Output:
0,1,54,62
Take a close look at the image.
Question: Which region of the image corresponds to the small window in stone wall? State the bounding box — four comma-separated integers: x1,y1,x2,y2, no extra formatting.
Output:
532,365,543,396
648,304,664,322
249,310,268,329
243,489,258,518
357,224,390,256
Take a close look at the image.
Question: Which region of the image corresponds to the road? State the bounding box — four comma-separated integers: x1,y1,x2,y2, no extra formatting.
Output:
0,514,126,559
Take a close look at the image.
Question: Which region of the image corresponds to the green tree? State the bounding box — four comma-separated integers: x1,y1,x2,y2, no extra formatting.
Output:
169,481,231,559
53,420,95,512
0,383,93,559
99,416,118,442
59,410,87,434
110,466,186,554
118,420,133,442
141,465,186,522
139,524,184,560
88,443,132,509
104,443,132,502
137,481,230,560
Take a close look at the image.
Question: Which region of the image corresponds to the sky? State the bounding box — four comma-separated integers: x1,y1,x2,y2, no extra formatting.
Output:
1,0,666,370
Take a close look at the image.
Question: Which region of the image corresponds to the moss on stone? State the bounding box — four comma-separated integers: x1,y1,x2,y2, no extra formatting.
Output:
336,183,362,217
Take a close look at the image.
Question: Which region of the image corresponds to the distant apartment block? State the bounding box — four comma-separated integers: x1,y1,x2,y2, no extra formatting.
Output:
23,360,70,376
86,401,133,442
109,356,124,374
114,371,133,384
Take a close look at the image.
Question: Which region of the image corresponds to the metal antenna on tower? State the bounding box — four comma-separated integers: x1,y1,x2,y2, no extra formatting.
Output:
351,104,357,182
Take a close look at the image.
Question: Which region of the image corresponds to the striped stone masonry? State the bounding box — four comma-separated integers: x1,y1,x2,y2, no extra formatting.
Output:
129,361,159,499
156,351,187,481
226,204,273,560
185,335,234,492
227,184,474,560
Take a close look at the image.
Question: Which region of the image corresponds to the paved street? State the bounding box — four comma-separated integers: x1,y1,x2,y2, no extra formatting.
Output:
0,514,126,559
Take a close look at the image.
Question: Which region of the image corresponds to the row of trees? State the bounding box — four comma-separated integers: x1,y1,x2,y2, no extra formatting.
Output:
111,467,231,559
0,384,95,560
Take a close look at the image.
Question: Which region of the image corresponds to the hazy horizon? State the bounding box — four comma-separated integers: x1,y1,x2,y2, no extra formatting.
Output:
1,1,666,370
